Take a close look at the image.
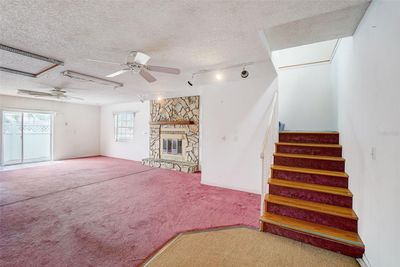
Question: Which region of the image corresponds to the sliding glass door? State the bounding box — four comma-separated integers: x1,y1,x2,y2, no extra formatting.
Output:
2,111,23,165
2,111,52,165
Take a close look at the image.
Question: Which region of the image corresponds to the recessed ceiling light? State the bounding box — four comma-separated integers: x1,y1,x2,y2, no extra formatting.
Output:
216,73,222,81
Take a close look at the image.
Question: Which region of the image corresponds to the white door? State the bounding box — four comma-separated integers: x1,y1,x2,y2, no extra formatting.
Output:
2,111,53,165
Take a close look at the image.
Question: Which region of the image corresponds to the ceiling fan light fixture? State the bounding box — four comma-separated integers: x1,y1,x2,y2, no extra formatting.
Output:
92,51,180,83
17,87,84,101
134,51,151,65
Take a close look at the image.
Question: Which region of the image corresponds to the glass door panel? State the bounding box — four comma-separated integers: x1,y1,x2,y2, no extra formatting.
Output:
2,111,23,165
23,112,52,163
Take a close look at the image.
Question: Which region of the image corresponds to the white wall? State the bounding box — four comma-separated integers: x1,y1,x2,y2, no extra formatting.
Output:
278,63,337,131
100,101,149,161
200,61,278,193
0,95,100,162
97,62,278,194
331,1,400,266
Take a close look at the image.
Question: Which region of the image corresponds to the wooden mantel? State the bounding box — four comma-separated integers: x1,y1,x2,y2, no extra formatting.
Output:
149,120,196,125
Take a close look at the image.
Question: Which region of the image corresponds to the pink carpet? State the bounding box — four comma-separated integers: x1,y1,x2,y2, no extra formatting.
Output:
0,157,260,266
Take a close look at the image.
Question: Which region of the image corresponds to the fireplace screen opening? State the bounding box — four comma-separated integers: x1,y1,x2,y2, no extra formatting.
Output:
163,138,182,155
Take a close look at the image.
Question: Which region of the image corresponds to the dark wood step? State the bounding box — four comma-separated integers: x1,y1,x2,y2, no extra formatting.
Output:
279,132,339,144
271,165,349,188
260,212,364,257
276,142,342,157
274,153,345,172
268,178,353,208
265,194,358,232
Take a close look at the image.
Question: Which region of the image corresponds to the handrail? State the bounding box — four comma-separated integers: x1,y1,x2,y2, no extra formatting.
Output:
260,90,278,159
260,90,278,215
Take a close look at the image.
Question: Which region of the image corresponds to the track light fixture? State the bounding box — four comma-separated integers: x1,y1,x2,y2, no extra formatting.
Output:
187,74,195,86
241,66,249,78
189,60,261,84
138,94,145,103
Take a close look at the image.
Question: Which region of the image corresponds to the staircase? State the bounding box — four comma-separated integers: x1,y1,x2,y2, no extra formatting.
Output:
260,132,364,257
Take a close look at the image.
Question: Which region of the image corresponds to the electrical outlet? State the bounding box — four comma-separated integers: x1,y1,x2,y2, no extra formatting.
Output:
370,147,376,160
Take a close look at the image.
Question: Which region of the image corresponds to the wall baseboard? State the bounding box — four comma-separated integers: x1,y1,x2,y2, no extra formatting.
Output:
59,154,101,160
201,179,260,195
357,254,372,267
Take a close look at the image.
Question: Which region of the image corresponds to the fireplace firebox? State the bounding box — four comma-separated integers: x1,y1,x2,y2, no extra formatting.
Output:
162,138,182,155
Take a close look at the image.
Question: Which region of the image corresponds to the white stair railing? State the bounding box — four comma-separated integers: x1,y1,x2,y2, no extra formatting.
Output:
260,90,279,215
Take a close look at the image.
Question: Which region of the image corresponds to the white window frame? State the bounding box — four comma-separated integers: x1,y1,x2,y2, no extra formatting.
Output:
0,108,54,166
114,111,135,142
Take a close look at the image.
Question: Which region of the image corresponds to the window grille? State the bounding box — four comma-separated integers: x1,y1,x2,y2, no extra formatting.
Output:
114,112,135,142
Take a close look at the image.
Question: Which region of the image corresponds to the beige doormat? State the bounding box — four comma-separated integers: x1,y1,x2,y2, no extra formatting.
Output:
144,226,359,267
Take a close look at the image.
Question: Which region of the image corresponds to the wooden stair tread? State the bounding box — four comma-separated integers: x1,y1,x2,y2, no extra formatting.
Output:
269,178,352,197
266,194,357,220
276,142,342,148
260,212,364,247
280,131,339,135
274,153,345,161
271,165,348,178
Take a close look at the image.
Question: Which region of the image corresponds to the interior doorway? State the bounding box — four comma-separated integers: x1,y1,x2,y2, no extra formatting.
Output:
2,111,53,166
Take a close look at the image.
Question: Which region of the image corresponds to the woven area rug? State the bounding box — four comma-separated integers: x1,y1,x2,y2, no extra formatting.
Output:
145,226,359,267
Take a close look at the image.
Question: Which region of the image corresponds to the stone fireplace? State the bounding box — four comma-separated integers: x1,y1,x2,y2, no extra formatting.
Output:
142,96,199,173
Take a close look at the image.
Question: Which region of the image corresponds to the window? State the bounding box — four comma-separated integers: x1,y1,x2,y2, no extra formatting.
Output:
114,112,135,142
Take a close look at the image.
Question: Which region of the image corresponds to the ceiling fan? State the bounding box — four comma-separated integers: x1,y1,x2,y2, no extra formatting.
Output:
87,51,180,83
17,88,84,101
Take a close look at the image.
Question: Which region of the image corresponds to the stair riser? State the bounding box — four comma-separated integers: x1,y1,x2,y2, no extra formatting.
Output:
261,222,364,258
274,156,345,172
269,185,352,208
272,169,348,188
266,202,357,232
279,133,339,144
276,145,342,157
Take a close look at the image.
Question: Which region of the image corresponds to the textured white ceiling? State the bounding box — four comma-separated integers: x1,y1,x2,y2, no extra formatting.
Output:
266,4,370,50
0,0,370,105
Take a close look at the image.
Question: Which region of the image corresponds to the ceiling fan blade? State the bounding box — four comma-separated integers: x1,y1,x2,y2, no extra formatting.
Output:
146,65,181,75
139,69,157,83
106,69,129,78
87,58,121,65
134,52,151,65
17,89,54,97
51,89,67,94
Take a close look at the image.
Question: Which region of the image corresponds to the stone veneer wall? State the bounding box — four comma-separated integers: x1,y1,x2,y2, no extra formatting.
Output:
143,96,200,172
